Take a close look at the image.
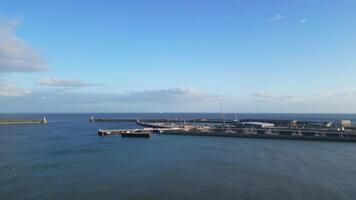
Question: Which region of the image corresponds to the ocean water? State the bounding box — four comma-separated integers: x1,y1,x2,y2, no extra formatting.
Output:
1,113,356,200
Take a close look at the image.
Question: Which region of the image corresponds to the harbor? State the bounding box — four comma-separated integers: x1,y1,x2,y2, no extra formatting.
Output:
4,113,356,200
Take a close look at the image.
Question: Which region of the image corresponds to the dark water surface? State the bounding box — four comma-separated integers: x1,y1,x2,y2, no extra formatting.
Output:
1,113,356,200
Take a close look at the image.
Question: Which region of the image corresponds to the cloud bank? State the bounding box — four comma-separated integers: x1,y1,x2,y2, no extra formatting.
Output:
0,18,48,73
122,87,211,103
37,77,96,88
35,87,214,104
251,92,294,101
0,83,31,96
0,87,217,112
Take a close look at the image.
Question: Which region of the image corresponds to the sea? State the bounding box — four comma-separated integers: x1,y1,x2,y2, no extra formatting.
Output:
1,113,356,200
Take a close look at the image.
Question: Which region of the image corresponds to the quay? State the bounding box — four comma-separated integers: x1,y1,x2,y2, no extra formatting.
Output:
96,117,356,142
159,128,356,143
98,127,356,143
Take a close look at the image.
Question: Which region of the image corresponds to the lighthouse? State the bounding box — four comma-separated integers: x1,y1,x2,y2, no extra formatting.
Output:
90,115,95,122
41,116,48,124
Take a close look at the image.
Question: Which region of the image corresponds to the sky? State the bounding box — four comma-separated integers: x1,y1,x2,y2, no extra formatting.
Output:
0,0,356,113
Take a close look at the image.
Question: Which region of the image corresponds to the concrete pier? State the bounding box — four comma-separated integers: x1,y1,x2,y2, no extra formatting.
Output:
0,117,48,125
98,126,356,143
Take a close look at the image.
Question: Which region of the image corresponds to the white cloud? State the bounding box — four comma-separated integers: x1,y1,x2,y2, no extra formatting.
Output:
251,92,294,101
0,87,215,104
300,18,308,24
0,87,220,112
0,18,48,73
121,87,213,103
3,87,356,113
269,14,285,23
0,88,211,113
37,77,96,87
45,87,214,104
314,91,356,98
0,83,31,96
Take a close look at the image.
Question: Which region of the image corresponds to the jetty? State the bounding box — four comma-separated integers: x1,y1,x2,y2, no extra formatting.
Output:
0,117,48,125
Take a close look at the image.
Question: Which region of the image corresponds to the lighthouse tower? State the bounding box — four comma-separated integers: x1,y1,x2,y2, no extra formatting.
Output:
41,116,48,124
90,115,95,122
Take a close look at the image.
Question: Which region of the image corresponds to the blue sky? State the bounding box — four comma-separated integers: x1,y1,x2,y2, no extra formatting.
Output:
0,0,356,113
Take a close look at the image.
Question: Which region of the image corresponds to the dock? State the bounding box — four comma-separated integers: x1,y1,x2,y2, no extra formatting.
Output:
97,126,356,143
159,128,356,143
96,116,356,142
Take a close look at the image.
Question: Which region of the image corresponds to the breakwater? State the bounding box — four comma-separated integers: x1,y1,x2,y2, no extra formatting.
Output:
0,118,47,125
